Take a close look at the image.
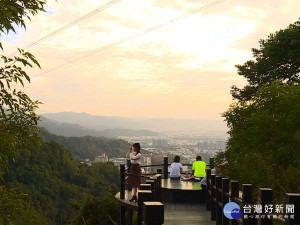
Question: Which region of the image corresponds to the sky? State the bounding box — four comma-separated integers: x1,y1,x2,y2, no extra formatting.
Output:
2,0,300,120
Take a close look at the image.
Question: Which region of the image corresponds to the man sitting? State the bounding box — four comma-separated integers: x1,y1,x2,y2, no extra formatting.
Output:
191,156,206,180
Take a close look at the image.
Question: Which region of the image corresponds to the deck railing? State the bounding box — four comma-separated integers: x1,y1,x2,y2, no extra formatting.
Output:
119,163,164,225
119,156,209,225
206,158,300,225
118,156,300,225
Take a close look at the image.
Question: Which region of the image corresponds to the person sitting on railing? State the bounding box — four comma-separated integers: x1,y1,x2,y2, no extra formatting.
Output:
170,155,183,180
200,167,216,189
127,143,142,202
191,155,206,181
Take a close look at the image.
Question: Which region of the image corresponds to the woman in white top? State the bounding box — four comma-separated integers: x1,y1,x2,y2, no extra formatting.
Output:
170,155,183,179
126,143,142,201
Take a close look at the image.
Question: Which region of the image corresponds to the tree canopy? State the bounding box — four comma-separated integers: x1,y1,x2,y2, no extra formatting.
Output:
231,19,300,103
42,130,131,161
1,141,120,224
0,0,46,175
220,19,300,198
223,82,300,196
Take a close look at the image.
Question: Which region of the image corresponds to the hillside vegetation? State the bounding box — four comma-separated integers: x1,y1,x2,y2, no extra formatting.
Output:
41,129,130,161
1,141,120,224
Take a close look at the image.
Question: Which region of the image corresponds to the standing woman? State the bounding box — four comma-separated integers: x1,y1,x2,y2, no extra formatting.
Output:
128,143,142,202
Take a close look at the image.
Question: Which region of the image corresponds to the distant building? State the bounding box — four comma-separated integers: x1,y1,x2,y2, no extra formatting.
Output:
152,139,168,148
141,154,152,173
197,141,226,151
94,153,109,163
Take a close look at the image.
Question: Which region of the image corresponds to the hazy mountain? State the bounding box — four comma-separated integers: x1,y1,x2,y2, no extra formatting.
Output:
38,116,159,137
41,112,228,138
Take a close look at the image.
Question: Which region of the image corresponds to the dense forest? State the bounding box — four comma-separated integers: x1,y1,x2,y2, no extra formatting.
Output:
41,129,130,161
1,141,120,224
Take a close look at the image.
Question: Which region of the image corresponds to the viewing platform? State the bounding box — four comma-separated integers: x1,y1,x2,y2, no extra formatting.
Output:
160,178,205,203
116,157,300,225
115,188,213,225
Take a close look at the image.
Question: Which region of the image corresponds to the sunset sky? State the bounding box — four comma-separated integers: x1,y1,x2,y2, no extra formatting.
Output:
2,0,300,120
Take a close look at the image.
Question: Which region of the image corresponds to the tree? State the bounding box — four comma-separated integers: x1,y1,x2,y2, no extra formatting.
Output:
222,82,300,197
231,19,300,103
0,186,25,224
71,194,120,225
0,0,47,175
221,19,300,198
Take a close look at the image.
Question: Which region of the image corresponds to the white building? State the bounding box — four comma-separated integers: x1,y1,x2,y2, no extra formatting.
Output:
94,153,109,163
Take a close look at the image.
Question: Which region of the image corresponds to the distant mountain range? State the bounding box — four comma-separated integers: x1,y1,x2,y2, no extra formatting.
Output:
39,111,228,138
38,116,159,138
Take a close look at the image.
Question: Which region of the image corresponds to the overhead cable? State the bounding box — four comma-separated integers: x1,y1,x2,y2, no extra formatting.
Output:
39,0,226,75
8,0,122,57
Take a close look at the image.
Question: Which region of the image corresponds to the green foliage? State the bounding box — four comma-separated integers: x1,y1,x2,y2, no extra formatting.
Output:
2,141,120,224
42,130,131,161
70,194,119,225
1,2,121,224
0,0,47,177
0,186,25,224
223,82,300,197
231,19,300,102
223,18,300,199
0,0,46,35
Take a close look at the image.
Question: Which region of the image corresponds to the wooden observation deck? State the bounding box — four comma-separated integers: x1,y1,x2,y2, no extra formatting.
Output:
116,157,300,225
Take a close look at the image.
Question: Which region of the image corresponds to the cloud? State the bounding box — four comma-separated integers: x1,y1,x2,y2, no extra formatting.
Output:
3,0,299,119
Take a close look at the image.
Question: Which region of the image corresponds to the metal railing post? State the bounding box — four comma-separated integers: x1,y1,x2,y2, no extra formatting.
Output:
138,190,154,225
211,174,216,221
285,193,300,225
216,176,222,225
120,164,126,225
143,202,164,225
206,168,212,210
242,184,255,225
231,180,239,225
163,157,168,179
222,178,229,225
259,188,272,225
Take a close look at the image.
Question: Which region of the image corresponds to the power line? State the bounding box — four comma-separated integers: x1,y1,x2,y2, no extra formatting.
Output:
39,0,226,75
8,0,122,57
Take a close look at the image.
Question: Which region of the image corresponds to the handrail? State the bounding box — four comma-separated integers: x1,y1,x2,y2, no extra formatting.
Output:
118,163,163,225
140,164,164,168
119,157,300,225
205,159,300,225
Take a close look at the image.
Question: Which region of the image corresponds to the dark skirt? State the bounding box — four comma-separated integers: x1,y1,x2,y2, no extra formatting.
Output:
127,163,141,187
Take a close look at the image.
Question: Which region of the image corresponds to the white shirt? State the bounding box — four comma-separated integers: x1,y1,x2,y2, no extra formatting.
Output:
170,162,183,178
130,152,141,164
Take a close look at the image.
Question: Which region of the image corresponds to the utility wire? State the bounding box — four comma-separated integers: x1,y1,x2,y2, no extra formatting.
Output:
39,0,226,75
8,0,122,57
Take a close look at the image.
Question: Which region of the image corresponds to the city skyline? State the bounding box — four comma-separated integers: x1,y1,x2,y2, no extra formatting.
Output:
2,0,300,120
